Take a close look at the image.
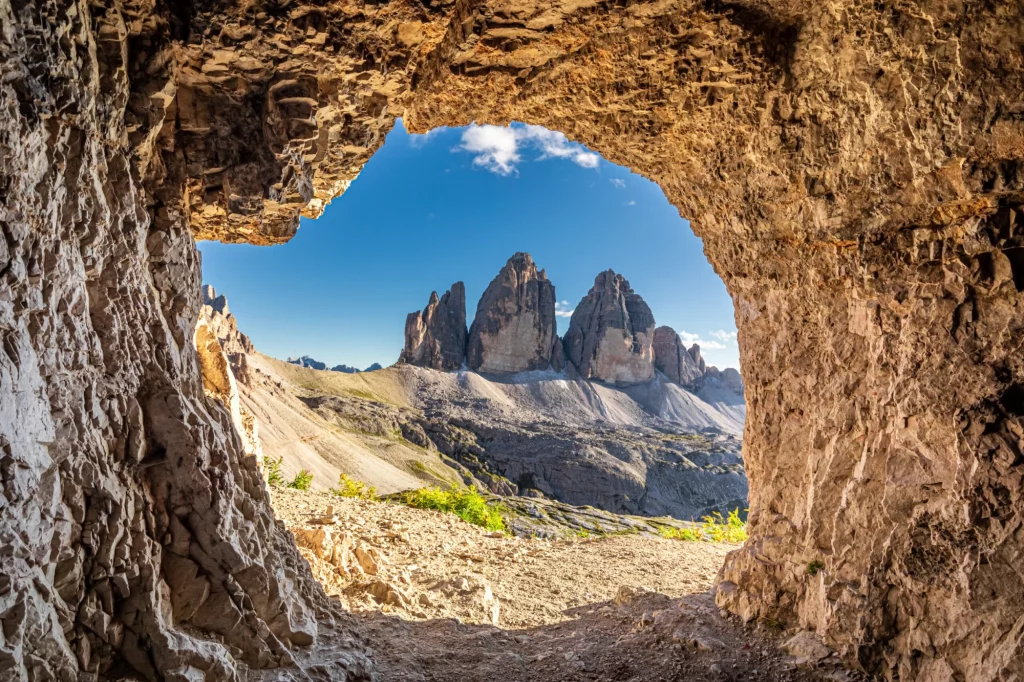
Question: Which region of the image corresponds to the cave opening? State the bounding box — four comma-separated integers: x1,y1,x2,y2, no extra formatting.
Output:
5,1,1023,680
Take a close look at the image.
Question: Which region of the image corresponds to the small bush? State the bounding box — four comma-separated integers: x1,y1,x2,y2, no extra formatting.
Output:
398,485,505,532
264,456,285,488
700,509,748,543
287,469,314,491
808,560,825,576
660,508,747,543
331,473,379,501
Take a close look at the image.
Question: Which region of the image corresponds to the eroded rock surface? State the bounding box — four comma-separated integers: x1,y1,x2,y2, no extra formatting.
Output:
467,253,562,373
564,271,657,385
653,326,705,387
4,0,1024,680
399,283,468,371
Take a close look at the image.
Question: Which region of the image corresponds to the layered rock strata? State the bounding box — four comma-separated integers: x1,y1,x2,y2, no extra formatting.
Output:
653,326,705,387
399,283,468,370
468,253,563,373
4,0,1024,680
564,271,656,385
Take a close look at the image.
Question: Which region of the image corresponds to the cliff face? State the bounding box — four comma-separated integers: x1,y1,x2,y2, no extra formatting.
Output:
653,326,705,388
399,283,468,371
3,0,1024,680
467,253,562,373
564,271,656,385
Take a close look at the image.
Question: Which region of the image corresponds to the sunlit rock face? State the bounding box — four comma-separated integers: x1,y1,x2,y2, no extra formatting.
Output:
564,271,656,385
399,283,468,370
3,0,1024,680
467,253,562,373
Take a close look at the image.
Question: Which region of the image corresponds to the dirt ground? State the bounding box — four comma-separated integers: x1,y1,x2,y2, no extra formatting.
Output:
256,491,864,682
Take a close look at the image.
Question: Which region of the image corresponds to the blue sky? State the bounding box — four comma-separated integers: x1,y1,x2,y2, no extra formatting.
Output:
198,120,740,370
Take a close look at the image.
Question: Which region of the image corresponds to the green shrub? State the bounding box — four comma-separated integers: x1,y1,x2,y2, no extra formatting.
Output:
264,456,285,488
331,473,379,501
700,509,748,543
398,485,505,532
808,560,825,576
660,525,703,541
660,508,747,543
287,469,314,490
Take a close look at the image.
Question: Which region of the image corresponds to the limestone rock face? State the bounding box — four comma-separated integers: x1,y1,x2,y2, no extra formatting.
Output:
400,283,468,370
653,326,705,387
468,253,561,373
687,344,707,375
202,285,256,385
6,0,1024,678
564,271,656,385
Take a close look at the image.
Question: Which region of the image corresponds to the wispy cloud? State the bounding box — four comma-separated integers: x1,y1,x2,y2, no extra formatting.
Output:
456,123,601,175
555,300,575,318
677,330,731,350
626,200,636,206
609,178,626,189
409,127,445,148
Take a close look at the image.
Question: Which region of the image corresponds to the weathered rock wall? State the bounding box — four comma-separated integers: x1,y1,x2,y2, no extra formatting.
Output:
467,253,562,373
564,271,656,385
399,283,468,370
3,0,1024,680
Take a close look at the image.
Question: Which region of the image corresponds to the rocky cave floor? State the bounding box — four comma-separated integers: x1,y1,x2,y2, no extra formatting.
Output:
252,491,864,682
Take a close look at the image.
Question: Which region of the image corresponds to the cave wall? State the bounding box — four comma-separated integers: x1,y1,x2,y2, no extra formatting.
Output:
1,0,1022,680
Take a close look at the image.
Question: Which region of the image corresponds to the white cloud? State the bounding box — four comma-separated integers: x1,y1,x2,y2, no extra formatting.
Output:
409,127,445,148
626,200,636,206
457,125,520,175
677,330,729,350
710,329,737,342
555,301,575,318
678,331,701,346
610,178,626,189
456,123,601,175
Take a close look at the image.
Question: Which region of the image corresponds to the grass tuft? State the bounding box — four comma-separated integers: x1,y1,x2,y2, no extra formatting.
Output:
398,485,506,532
331,473,379,501
808,560,825,576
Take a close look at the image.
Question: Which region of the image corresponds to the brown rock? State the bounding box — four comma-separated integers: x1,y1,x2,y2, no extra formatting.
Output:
467,253,562,373
399,283,468,370
653,326,704,387
563,271,656,385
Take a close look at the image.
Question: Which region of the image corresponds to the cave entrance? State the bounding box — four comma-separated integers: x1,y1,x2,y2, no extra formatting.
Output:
195,118,750,634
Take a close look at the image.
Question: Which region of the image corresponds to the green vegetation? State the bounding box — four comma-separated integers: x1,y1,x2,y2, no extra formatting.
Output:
331,473,379,500
659,525,703,541
808,560,825,576
397,485,506,532
264,456,285,488
287,469,314,490
659,508,747,543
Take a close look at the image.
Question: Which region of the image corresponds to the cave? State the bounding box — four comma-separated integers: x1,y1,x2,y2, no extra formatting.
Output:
1,1,1023,681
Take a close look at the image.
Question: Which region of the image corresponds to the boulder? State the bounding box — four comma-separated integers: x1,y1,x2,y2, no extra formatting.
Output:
467,253,562,373
653,326,704,387
399,282,468,370
563,270,656,385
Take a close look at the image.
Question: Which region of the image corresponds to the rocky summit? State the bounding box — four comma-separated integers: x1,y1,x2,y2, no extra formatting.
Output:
398,282,468,370
467,253,563,373
564,271,657,385
653,326,704,387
